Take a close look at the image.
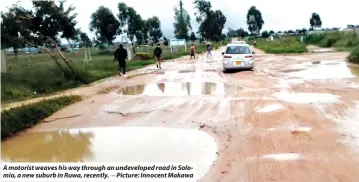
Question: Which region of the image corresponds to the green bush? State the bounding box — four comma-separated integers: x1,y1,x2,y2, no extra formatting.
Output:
348,45,359,64
1,95,82,139
256,37,307,54
305,32,359,49
134,52,152,60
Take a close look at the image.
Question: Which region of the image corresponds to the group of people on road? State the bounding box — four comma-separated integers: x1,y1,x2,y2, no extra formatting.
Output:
190,42,212,59
114,43,163,77
114,42,214,77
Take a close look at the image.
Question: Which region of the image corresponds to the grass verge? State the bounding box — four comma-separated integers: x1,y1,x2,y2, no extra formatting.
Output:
1,95,82,140
1,96,81,140
305,31,359,49
255,37,307,54
348,45,359,64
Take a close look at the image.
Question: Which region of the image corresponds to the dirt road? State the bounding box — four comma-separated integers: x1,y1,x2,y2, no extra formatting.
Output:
2,47,359,182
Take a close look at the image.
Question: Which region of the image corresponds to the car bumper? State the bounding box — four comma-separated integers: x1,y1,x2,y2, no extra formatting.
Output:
222,61,255,69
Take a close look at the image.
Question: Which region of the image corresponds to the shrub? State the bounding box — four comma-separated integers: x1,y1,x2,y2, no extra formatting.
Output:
133,52,152,60
348,45,359,64
256,37,307,54
305,32,359,48
1,95,82,139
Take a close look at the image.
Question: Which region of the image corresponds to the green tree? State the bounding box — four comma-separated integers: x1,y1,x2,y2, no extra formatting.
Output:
220,33,227,41
59,2,79,53
261,30,269,38
173,6,192,40
146,16,163,43
1,10,24,59
246,6,264,36
78,31,92,47
141,20,149,44
5,1,83,81
163,37,169,46
227,28,237,38
190,32,197,41
194,0,226,41
269,30,275,35
89,6,120,45
236,28,248,38
117,3,144,43
310,13,322,29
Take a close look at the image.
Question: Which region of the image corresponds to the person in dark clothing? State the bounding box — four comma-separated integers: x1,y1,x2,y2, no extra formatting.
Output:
114,44,128,76
153,44,162,69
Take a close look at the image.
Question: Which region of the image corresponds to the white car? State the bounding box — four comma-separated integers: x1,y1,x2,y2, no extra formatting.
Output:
221,43,255,71
231,40,246,44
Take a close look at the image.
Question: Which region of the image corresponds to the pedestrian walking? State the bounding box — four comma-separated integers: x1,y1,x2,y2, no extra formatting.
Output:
207,43,212,57
114,44,128,77
190,44,196,59
153,44,162,69
253,40,257,47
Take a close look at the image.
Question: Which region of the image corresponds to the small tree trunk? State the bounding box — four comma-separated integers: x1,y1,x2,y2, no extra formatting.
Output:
14,48,18,61
53,43,83,83
67,39,75,55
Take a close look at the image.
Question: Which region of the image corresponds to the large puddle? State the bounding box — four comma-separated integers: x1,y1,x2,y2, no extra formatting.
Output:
118,82,242,96
287,61,359,79
1,127,218,179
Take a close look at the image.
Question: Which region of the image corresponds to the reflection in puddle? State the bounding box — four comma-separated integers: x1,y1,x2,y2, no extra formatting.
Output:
1,127,218,180
349,66,359,76
288,62,357,79
118,82,242,96
273,92,339,104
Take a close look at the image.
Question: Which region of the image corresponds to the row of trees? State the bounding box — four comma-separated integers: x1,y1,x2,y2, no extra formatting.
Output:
89,3,163,46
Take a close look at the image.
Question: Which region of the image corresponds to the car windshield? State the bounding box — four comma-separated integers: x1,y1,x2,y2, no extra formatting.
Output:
226,46,251,54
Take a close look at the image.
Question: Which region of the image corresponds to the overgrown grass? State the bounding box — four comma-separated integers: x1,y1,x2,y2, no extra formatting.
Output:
1,51,155,103
305,32,359,48
255,37,307,54
1,95,82,139
2,41,227,103
348,45,359,64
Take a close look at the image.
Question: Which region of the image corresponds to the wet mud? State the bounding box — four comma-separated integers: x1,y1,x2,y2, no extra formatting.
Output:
2,48,359,182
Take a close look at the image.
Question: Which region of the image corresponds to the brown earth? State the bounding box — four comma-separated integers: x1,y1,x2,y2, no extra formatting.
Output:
2,47,359,182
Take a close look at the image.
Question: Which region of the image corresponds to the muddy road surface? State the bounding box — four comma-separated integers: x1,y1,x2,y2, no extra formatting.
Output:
2,48,359,182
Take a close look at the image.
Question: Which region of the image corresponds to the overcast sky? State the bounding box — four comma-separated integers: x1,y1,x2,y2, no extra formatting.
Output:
1,0,358,42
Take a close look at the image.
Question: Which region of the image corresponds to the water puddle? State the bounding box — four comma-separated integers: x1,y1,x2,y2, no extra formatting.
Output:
262,153,301,161
272,92,339,104
266,126,312,132
290,126,312,132
1,127,218,180
118,82,242,96
281,68,307,73
257,104,283,113
325,102,359,151
349,66,359,76
287,61,357,79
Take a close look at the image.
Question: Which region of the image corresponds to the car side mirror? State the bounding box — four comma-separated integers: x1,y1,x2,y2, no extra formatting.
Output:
252,52,255,54
222,52,224,55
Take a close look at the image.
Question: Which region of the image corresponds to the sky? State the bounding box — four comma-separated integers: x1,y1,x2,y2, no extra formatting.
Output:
1,0,358,43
